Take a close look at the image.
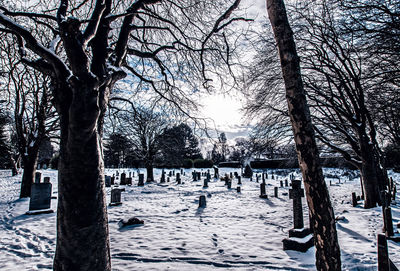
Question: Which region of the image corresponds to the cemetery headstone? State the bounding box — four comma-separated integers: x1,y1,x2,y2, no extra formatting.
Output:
120,172,126,185
237,176,242,185
274,187,278,197
351,192,358,207
227,180,232,189
203,178,208,188
259,183,268,199
289,180,305,229
230,172,233,179
138,174,144,186
160,171,166,183
237,186,241,193
243,164,253,178
176,173,181,184
213,166,219,179
283,180,313,252
285,179,289,187
105,175,111,187
199,195,206,207
280,180,283,187
109,188,123,206
126,177,132,185
27,181,53,214
111,176,115,185
197,172,201,180
35,172,42,183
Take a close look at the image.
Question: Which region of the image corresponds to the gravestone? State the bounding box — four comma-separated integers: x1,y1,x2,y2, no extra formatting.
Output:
126,177,132,185
237,176,242,185
109,188,123,206
274,187,279,197
227,180,232,189
243,164,253,178
181,168,183,174
203,178,208,188
27,181,53,214
259,183,268,199
105,175,111,187
262,173,265,183
237,186,241,193
234,172,238,178
35,172,42,183
120,172,126,185
160,170,166,183
289,180,304,229
197,172,201,180
272,173,274,180
167,177,170,182
213,166,219,179
206,172,211,181
280,180,283,187
384,207,394,237
285,179,289,187
256,175,259,183
199,195,206,207
138,174,144,186
176,173,181,184
283,180,313,252
352,192,358,207
192,171,197,181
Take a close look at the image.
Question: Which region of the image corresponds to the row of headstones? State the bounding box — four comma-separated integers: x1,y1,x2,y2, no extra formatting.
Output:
26,172,53,215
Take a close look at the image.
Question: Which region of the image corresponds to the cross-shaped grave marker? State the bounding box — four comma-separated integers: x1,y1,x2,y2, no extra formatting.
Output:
289,180,304,229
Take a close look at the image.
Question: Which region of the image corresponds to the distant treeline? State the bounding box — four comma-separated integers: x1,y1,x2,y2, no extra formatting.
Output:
250,157,357,170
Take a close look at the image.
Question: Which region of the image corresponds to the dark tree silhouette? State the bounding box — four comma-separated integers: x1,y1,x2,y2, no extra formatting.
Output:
266,0,341,269
0,1,246,269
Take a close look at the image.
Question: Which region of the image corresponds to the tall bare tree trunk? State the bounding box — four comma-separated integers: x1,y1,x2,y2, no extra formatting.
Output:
266,0,341,270
19,147,39,198
53,83,110,271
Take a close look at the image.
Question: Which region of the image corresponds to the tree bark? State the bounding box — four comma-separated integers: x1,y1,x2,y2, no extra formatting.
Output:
53,82,110,271
146,160,154,182
359,135,381,208
266,0,341,270
19,147,40,198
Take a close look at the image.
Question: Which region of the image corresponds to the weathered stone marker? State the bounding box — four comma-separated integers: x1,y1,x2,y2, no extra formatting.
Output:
120,172,126,185
352,192,358,207
289,180,305,229
111,176,115,185
34,172,42,183
285,179,288,187
237,186,241,193
126,177,132,185
280,180,283,187
259,183,268,199
227,180,232,189
138,174,144,186
105,175,111,187
378,234,389,271
384,207,394,237
203,178,208,188
160,170,166,183
237,176,242,185
274,187,278,197
199,195,206,207
283,180,313,252
176,173,181,184
109,188,123,206
27,181,53,214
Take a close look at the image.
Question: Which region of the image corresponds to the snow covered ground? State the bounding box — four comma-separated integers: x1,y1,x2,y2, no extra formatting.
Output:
0,167,399,270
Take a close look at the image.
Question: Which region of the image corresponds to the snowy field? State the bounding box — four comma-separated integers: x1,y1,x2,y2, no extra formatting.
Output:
0,167,399,270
